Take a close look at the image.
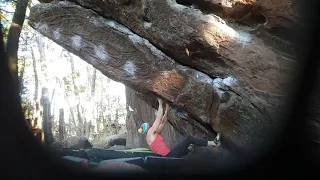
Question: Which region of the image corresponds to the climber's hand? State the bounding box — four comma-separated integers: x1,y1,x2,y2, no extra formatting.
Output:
166,103,171,111
157,98,163,105
164,103,170,115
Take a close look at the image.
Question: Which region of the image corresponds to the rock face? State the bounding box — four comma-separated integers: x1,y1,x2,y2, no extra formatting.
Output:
52,136,92,149
28,0,301,171
104,133,127,149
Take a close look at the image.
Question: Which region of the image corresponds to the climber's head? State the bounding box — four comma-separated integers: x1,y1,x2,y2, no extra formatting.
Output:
138,123,152,135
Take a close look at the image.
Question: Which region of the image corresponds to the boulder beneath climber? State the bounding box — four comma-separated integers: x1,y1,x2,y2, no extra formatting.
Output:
52,136,92,149
103,133,126,149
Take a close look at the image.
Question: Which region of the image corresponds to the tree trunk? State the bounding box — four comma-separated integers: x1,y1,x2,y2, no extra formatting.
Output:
96,106,100,133
31,48,39,101
40,87,53,146
6,0,29,96
58,108,65,141
92,69,97,131
29,0,303,169
35,31,49,132
31,49,39,100
89,68,97,134
50,89,55,118
36,35,46,64
68,54,84,136
35,33,49,105
91,69,97,98
86,121,92,139
97,77,104,132
31,48,41,129
114,96,121,134
64,94,80,136
18,58,26,96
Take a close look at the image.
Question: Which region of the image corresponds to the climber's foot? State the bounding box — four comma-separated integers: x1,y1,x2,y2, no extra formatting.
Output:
213,133,221,147
187,144,195,153
207,133,221,147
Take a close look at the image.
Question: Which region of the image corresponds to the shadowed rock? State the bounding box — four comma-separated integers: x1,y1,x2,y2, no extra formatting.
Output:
52,136,92,149
104,133,127,149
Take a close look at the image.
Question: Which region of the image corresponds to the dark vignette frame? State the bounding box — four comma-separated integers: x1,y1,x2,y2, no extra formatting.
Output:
1,1,320,179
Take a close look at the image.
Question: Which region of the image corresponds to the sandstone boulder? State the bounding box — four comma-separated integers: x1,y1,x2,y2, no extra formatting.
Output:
103,133,127,149
52,136,92,149
28,0,301,170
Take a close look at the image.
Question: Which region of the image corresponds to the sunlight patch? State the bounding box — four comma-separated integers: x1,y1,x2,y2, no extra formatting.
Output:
215,88,224,98
212,76,237,98
167,1,188,12
129,105,134,112
91,17,100,27
237,31,252,44
104,19,132,34
94,45,109,61
71,35,82,51
167,0,252,43
143,39,165,60
53,28,62,40
222,76,237,86
35,22,49,33
124,61,136,76
128,34,143,44
143,22,152,29
193,71,212,85
212,76,238,88
59,1,72,5
92,16,133,35
212,78,224,88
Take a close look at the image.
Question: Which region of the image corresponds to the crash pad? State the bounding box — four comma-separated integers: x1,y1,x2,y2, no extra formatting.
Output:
144,156,184,167
85,148,161,162
116,148,152,153
100,157,145,166
62,156,99,167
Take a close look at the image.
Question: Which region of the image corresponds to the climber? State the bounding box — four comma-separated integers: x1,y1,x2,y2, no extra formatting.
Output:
138,98,221,158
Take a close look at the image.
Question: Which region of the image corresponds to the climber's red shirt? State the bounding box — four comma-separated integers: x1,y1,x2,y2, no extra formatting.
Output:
150,134,171,156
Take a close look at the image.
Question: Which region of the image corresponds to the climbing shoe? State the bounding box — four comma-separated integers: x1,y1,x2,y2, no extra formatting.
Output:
187,144,195,153
214,133,221,147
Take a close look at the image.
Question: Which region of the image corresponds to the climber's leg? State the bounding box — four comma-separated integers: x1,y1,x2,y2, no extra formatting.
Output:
164,136,209,157
166,133,221,158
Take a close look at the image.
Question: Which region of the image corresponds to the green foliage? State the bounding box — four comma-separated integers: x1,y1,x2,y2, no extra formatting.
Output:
0,0,14,42
1,14,10,43
63,76,72,94
0,0,17,6
79,85,87,93
72,72,80,79
17,58,24,66
21,95,34,118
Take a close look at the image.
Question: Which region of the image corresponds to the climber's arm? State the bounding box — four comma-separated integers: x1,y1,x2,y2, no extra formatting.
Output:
155,104,170,134
149,98,163,134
